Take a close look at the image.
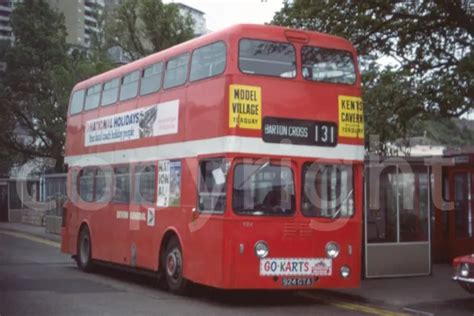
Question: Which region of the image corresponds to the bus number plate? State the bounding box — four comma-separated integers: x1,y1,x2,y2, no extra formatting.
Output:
282,277,314,287
262,117,337,147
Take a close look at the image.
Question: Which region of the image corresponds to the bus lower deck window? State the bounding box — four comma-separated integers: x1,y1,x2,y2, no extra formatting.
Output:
113,167,130,203
134,164,156,203
198,159,228,213
79,169,95,202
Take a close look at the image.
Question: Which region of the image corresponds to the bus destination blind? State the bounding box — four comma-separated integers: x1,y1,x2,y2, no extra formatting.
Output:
262,117,337,147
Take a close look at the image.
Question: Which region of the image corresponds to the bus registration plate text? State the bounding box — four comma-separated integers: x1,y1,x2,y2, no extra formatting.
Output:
282,277,314,287
260,258,332,276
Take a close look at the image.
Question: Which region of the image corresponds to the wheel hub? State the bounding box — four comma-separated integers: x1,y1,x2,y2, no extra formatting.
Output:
166,249,182,280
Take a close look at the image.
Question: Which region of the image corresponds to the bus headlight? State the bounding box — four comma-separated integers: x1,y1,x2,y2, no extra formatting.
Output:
326,242,340,258
460,263,470,277
254,241,269,258
340,265,351,278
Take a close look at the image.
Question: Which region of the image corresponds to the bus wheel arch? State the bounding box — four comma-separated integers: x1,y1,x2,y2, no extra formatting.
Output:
76,222,94,272
159,229,189,295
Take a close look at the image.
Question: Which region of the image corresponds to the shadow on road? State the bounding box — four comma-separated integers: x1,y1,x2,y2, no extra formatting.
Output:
83,264,323,307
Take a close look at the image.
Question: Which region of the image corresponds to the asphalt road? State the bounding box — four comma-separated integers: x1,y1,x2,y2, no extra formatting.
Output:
0,231,402,316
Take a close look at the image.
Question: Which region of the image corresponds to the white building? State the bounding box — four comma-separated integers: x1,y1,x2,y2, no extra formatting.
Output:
175,2,207,36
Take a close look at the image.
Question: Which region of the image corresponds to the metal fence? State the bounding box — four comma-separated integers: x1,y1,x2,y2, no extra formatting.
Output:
8,178,40,210
39,173,67,216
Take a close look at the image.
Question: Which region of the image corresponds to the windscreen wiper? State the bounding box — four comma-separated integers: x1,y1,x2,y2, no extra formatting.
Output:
236,161,270,189
332,189,354,219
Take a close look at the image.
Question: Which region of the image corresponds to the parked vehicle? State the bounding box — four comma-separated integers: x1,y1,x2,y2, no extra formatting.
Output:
453,254,474,293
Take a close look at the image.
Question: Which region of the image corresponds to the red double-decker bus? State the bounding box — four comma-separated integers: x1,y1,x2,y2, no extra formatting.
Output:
61,24,364,294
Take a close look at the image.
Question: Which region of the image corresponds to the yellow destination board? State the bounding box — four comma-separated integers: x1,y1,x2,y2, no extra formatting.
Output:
338,95,364,138
229,84,261,130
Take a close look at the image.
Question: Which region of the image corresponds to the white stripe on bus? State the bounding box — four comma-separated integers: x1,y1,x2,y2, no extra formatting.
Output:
65,136,364,167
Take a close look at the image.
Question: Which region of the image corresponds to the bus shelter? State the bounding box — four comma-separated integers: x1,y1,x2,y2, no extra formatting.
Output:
364,157,431,278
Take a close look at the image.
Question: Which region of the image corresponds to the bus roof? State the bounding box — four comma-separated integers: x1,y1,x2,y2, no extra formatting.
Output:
73,24,355,91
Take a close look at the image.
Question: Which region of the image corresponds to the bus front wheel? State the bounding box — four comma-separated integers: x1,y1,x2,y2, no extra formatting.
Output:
77,226,94,272
162,236,189,295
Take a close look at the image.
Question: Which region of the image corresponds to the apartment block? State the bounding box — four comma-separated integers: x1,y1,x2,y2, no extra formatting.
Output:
46,0,105,48
0,0,105,49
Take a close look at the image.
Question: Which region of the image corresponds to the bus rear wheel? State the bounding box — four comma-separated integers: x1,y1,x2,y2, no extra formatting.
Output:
77,226,94,272
162,236,189,295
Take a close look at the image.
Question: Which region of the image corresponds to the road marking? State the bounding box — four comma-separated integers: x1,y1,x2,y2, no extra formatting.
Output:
299,292,407,316
0,230,60,248
402,308,434,316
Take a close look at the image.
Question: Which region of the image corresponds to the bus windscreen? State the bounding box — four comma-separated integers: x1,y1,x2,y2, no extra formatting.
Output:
233,163,295,216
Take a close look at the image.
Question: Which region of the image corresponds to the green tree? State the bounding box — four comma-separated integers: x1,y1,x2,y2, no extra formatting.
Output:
107,0,195,60
363,66,425,154
272,0,473,152
0,0,112,172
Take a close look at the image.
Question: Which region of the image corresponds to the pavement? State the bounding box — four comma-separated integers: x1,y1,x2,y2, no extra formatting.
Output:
0,222,60,243
0,222,473,315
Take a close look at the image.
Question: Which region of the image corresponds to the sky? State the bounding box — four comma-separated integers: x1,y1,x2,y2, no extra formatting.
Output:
165,0,284,32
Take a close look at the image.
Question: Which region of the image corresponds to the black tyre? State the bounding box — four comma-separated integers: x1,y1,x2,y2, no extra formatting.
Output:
162,236,189,295
77,226,94,272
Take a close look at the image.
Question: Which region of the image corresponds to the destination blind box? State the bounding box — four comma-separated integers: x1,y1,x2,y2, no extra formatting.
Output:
262,117,337,147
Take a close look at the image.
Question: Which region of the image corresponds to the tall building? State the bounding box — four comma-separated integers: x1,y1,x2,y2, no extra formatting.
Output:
0,1,17,45
0,0,18,71
0,0,105,50
46,0,105,48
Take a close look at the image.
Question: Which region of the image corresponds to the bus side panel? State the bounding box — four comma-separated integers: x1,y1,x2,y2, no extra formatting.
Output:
92,204,131,265
186,216,225,286
184,75,228,141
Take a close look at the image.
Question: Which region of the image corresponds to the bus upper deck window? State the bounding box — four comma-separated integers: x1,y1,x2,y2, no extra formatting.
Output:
239,39,296,78
84,84,102,111
301,47,356,84
101,78,119,106
120,70,140,101
164,53,189,89
190,41,226,82
70,89,85,115
140,62,163,96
